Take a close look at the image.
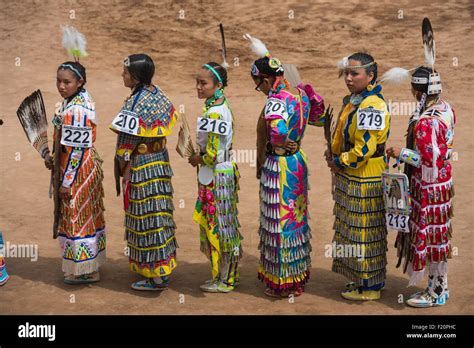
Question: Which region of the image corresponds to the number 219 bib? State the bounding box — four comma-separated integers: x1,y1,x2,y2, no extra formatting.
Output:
357,107,385,131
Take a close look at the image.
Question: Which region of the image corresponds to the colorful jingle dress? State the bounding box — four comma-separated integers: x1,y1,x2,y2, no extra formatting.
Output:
0,232,9,285
54,89,106,276
111,86,179,279
258,83,324,293
397,99,455,294
193,98,242,286
331,84,391,289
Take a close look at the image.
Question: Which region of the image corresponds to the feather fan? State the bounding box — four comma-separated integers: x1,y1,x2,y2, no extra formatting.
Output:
16,89,50,159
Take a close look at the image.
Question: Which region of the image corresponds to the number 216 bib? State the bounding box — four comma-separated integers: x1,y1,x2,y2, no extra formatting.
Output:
197,117,231,136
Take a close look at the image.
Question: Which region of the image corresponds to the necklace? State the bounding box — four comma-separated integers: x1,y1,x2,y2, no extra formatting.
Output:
350,94,364,106
203,88,225,112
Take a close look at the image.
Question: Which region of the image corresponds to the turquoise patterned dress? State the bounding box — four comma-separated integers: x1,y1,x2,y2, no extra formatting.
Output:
258,83,324,292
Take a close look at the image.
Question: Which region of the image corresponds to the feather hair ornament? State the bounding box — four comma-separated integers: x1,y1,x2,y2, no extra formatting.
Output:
380,67,417,85
219,23,229,69
243,33,284,75
381,18,439,89
243,33,270,58
337,56,349,77
422,17,435,69
337,56,349,70
422,17,442,95
61,25,88,61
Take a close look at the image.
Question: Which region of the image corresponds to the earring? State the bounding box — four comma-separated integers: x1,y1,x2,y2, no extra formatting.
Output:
367,82,376,91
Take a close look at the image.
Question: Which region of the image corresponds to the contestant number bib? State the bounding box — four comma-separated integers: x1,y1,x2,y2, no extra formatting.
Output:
265,98,288,120
357,107,385,130
385,212,410,233
197,117,231,135
382,171,411,233
61,125,92,148
112,110,140,135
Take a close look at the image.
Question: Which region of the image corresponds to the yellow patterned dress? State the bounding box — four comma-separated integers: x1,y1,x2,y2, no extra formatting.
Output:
331,84,391,290
193,99,242,286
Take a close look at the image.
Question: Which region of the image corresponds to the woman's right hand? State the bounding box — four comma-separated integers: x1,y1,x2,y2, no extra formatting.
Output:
284,140,298,153
44,153,54,170
386,146,401,159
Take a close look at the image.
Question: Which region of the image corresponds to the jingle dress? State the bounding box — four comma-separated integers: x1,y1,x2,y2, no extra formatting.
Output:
193,98,242,286
54,89,106,276
331,85,391,289
111,85,179,278
0,232,8,285
397,99,455,293
258,84,324,292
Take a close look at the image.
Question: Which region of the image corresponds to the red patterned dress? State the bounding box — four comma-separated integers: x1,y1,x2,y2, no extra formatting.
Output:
399,99,456,290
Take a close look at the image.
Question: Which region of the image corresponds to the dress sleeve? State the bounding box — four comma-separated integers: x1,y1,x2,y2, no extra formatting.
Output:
414,117,448,182
256,107,268,177
148,103,179,137
297,83,325,126
264,97,289,146
334,96,390,169
201,112,222,167
335,127,380,169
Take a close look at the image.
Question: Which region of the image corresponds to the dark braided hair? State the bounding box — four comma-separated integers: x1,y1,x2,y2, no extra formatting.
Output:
125,53,155,89
204,61,228,87
411,66,438,95
348,52,378,83
58,61,87,86
251,56,284,78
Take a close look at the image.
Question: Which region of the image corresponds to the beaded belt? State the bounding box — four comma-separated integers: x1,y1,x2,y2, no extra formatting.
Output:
266,141,301,156
133,138,167,156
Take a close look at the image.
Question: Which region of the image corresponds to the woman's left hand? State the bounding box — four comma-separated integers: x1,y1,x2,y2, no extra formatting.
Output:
188,154,202,167
326,159,341,173
386,146,401,159
59,186,71,201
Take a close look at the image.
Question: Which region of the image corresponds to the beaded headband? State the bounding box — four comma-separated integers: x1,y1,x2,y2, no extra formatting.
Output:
59,63,84,80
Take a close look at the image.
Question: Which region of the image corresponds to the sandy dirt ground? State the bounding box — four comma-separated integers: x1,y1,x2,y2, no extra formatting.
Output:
0,0,473,315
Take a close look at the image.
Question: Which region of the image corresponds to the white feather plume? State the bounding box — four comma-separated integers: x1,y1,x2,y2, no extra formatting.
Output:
337,56,349,70
243,33,269,57
380,67,411,85
61,25,88,59
424,40,435,68
222,59,229,69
